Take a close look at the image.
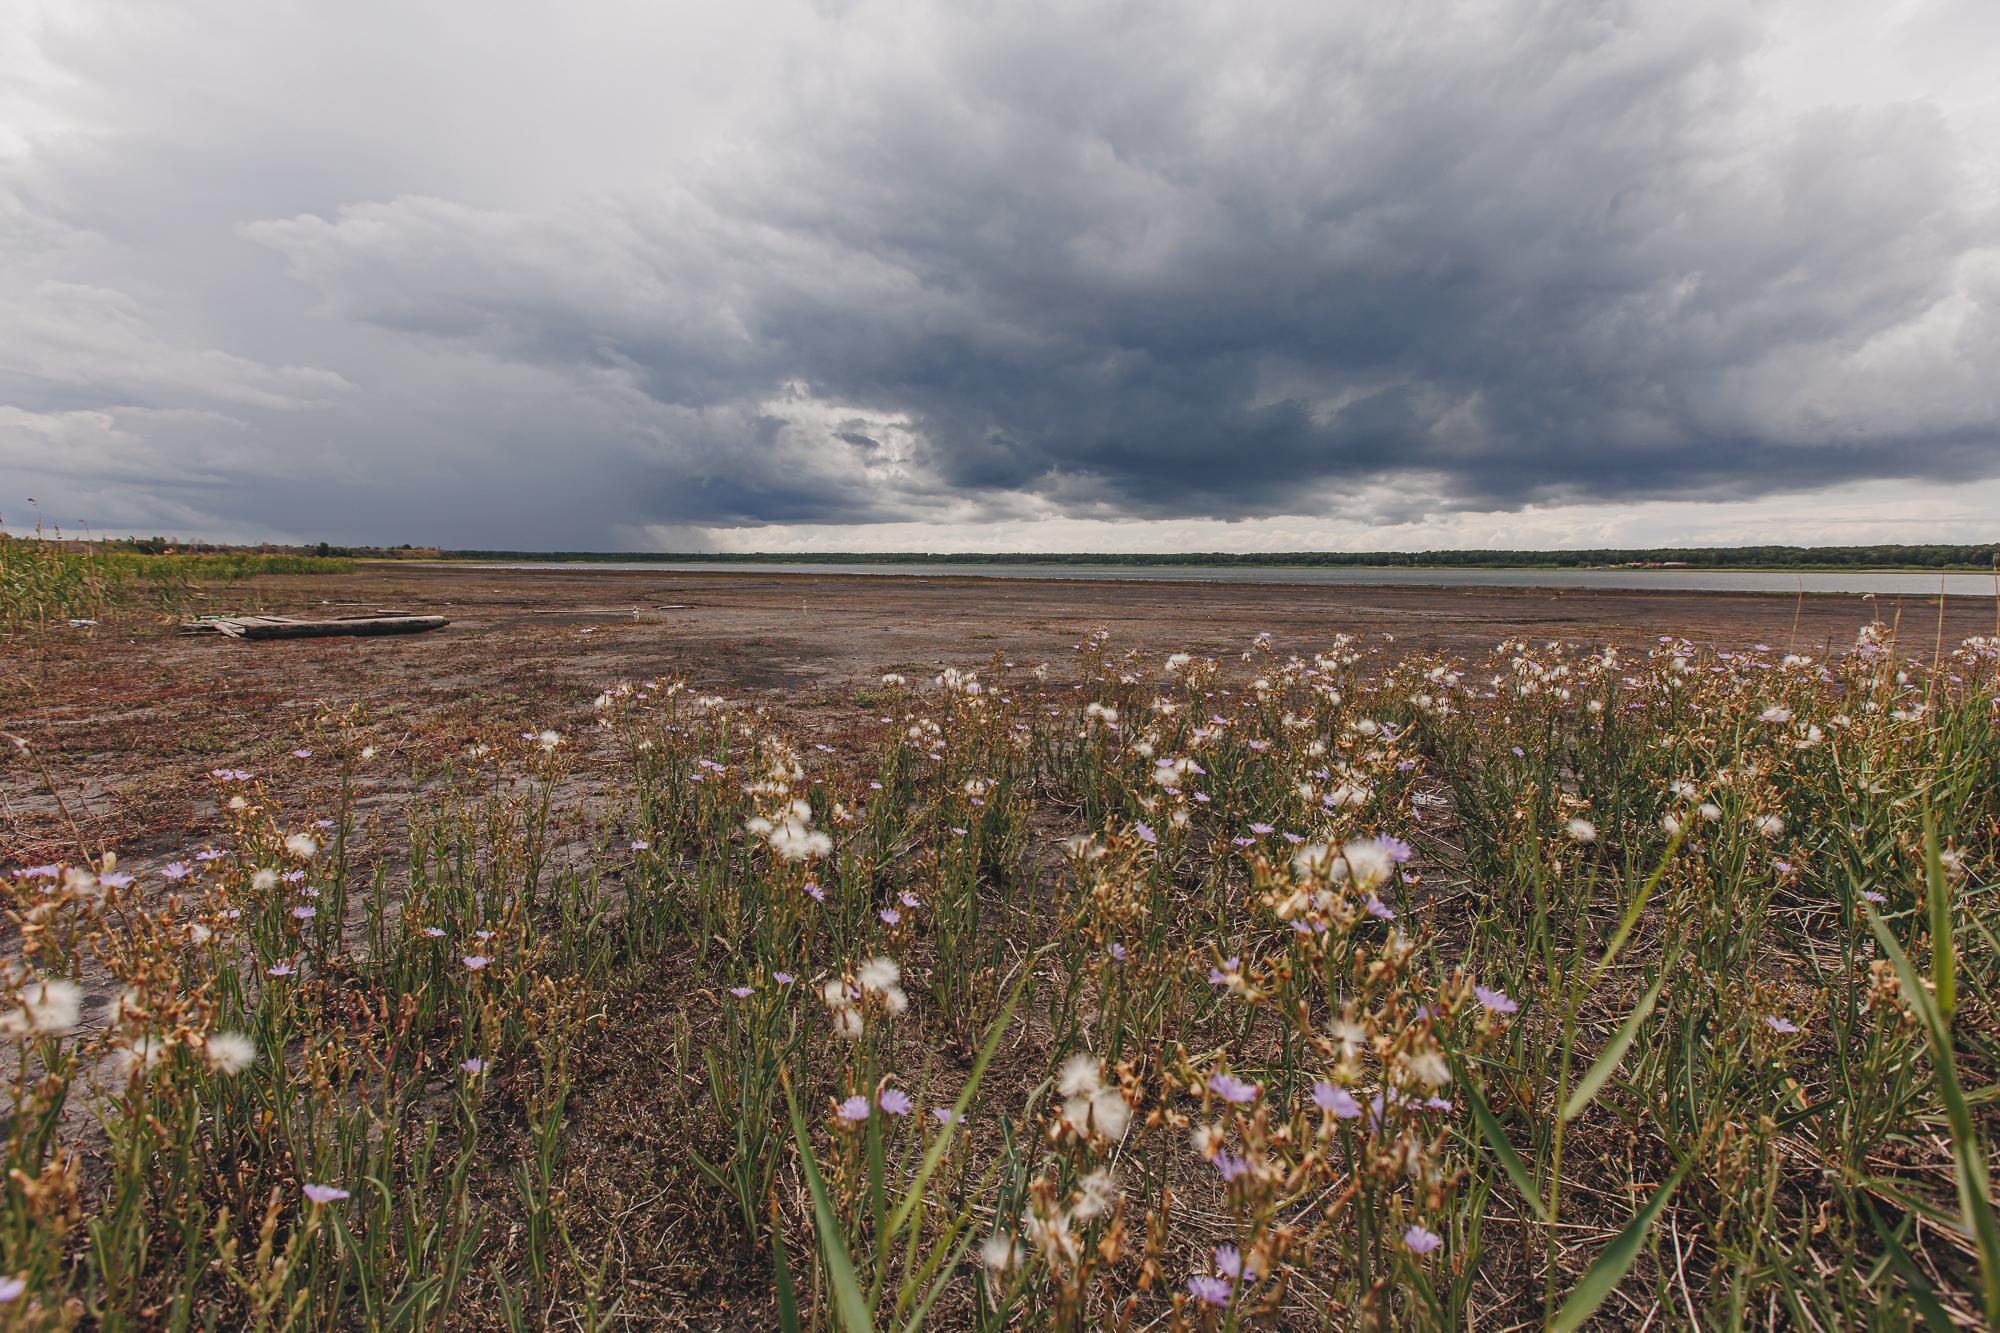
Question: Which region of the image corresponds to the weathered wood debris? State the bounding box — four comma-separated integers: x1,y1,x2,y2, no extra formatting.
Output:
181,612,448,640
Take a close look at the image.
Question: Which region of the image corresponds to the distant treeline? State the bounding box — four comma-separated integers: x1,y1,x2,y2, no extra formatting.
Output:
443,544,2000,571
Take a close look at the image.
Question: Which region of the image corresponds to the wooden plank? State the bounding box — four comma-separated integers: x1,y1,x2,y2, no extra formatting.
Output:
183,614,448,640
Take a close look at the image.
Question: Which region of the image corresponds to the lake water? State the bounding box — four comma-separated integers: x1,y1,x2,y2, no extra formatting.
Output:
450,561,2000,598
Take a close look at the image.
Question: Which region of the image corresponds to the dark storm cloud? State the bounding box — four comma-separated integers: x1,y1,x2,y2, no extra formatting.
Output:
5,0,1998,543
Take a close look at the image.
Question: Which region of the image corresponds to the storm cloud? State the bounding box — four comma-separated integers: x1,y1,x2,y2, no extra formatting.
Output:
4,0,1998,547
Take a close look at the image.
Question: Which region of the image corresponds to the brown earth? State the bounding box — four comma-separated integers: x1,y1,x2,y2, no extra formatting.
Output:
5,562,1994,866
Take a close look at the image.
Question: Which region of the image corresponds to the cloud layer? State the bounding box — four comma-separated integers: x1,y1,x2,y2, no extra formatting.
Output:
4,0,1997,547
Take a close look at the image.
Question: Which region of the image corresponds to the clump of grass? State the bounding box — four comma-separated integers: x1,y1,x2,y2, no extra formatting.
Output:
4,620,1999,1326
0,530,351,632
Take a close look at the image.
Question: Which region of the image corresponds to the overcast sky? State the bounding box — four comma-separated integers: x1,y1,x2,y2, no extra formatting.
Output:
4,0,1997,551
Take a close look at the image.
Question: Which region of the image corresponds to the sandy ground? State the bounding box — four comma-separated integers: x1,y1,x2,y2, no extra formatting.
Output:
5,562,1994,865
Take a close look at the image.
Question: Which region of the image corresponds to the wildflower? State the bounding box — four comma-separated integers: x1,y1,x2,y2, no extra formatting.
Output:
303,1184,349,1205
1072,1168,1120,1221
113,1037,167,1081
1208,1072,1260,1105
283,832,318,860
728,986,754,998
1215,1245,1260,1280
805,880,826,901
291,905,315,920
0,1277,21,1303
267,963,296,977
460,1058,486,1074
252,868,278,892
858,957,902,996
1698,802,1722,823
836,1095,870,1122
1475,985,1519,1014
1057,1054,1133,1141
1759,705,1792,723
1342,837,1397,891
773,971,795,984
1212,1151,1250,1182
1765,1015,1800,1034
1754,814,1786,838
1312,1082,1362,1118
933,1107,958,1125
1565,818,1597,844
462,955,492,971
980,1234,1024,1274
1404,1225,1444,1254
423,926,447,938
3,978,83,1038
1861,889,1887,905
162,861,191,881
630,839,650,851
1405,1047,1452,1088
879,1088,914,1116
205,1032,256,1075
1187,1275,1233,1306
879,908,901,925
1134,821,1157,845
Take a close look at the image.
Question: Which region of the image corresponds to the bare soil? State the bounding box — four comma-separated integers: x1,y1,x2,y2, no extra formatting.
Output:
5,563,1991,865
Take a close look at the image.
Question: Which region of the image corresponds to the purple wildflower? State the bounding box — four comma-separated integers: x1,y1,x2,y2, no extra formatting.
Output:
1312,1082,1362,1118
460,1058,485,1074
879,1088,914,1116
462,955,491,971
303,1184,349,1205
1187,1275,1233,1306
1404,1225,1443,1254
836,1095,870,1122
729,986,754,998
1765,1015,1800,1034
1475,985,1519,1014
1208,1073,1259,1104
1134,822,1157,845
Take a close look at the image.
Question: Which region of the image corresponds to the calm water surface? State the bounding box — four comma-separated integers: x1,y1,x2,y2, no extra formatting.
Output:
448,561,2000,598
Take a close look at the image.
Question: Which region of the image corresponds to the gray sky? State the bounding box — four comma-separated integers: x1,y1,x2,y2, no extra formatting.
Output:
4,0,1998,551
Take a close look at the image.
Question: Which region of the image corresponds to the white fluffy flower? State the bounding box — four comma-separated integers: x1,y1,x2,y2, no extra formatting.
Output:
206,1031,257,1075
2,978,83,1038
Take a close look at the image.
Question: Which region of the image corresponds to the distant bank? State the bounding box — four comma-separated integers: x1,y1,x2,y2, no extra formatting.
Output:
418,557,2000,598
436,543,2000,573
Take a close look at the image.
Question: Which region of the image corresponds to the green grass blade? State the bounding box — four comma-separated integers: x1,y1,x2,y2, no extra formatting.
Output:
1866,900,2000,1323
771,1192,802,1333
1462,1074,1547,1222
885,958,1037,1242
784,1079,876,1333
1862,1198,1957,1333
1562,970,1666,1122
1589,828,1682,985
1549,1160,1688,1333
1924,814,1955,1022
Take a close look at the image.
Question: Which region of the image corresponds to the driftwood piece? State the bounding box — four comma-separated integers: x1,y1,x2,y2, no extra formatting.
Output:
182,614,448,641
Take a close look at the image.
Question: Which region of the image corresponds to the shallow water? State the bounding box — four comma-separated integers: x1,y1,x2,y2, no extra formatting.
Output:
443,560,2000,598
